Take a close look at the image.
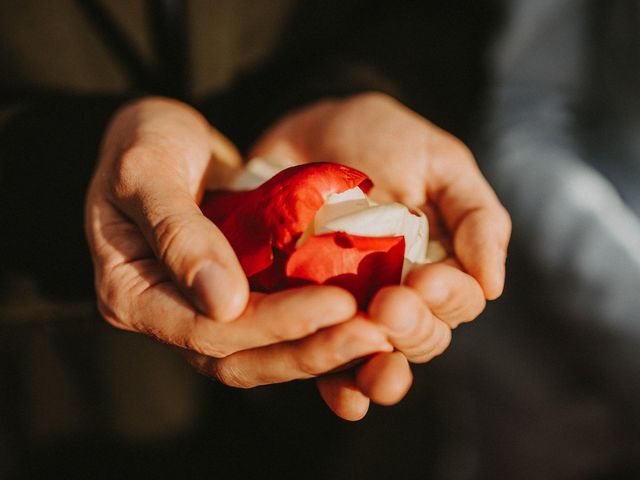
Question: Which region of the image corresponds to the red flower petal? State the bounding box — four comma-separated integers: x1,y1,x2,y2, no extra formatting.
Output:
201,163,373,277
286,232,405,308
249,248,289,292
255,163,372,252
200,190,245,225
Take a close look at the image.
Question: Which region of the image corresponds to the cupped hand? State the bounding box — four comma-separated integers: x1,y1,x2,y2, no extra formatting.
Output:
85,97,390,389
252,92,512,420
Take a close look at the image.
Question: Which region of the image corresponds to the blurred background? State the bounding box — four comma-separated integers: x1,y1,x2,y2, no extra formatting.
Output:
1,0,639,478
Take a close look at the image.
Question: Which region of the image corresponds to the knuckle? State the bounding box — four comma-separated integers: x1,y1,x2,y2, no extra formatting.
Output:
469,297,487,322
152,213,192,269
434,327,452,355
214,361,252,389
454,284,487,326
446,298,485,328
406,340,437,364
298,318,322,337
110,146,152,199
449,138,475,165
325,327,366,366
95,276,130,329
296,357,323,377
408,350,434,364
410,326,452,363
396,316,435,358
295,348,330,377
406,267,484,328
96,297,125,330
185,326,231,359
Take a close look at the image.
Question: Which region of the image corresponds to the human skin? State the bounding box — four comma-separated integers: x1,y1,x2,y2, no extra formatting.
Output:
85,94,510,421
251,92,511,419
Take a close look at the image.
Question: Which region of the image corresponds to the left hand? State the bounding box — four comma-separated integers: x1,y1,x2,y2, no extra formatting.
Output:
85,97,386,394
251,92,511,420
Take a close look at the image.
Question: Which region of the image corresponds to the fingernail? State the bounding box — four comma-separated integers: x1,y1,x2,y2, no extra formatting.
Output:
192,262,240,321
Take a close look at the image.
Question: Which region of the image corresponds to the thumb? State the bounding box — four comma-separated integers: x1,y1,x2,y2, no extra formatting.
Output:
112,161,250,323
151,196,250,322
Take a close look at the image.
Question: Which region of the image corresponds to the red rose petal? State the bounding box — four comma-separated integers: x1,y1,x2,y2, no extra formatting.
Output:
200,190,244,225
249,248,289,292
286,232,405,308
200,163,373,277
200,163,403,307
256,163,372,252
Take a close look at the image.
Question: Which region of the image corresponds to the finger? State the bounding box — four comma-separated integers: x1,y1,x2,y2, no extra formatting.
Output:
368,286,451,362
105,97,243,194
191,286,358,356
355,352,413,406
427,141,511,299
99,99,248,321
454,206,511,299
184,317,393,388
108,145,249,322
316,372,371,421
405,263,486,329
96,244,358,355
249,101,336,165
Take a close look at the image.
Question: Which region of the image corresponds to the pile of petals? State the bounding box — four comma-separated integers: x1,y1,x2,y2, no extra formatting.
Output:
200,159,433,308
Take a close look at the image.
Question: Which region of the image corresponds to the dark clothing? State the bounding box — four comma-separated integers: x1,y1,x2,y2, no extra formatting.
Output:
0,2,499,478
4,2,640,479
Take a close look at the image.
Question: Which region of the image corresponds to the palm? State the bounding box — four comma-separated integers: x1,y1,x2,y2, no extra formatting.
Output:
251,92,510,418
252,93,461,256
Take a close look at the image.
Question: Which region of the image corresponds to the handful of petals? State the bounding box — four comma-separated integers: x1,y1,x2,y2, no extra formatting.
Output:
201,158,438,307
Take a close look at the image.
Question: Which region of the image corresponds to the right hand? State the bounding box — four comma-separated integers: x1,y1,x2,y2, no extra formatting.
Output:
85,97,391,389
252,92,511,419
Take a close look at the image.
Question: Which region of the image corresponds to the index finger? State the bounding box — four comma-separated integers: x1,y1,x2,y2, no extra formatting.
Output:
427,141,511,299
97,252,358,358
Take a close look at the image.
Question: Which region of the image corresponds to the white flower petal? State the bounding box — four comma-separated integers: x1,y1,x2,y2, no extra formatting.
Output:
317,201,429,265
227,159,432,276
404,208,429,264
319,203,405,236
314,187,370,231
426,240,447,263
229,156,294,190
